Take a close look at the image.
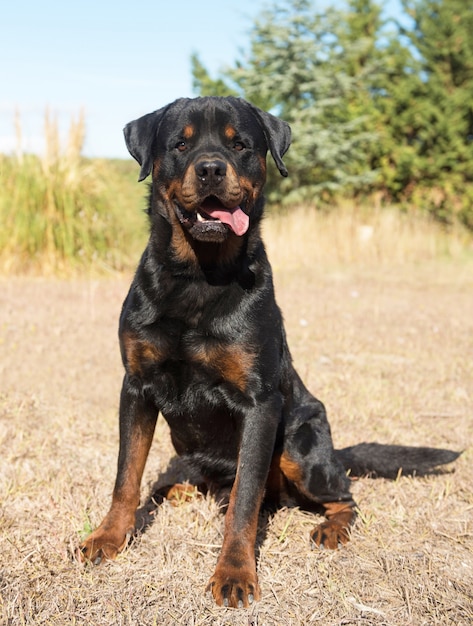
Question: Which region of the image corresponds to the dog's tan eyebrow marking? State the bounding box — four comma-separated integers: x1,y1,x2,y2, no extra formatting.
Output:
182,124,195,139
224,125,237,140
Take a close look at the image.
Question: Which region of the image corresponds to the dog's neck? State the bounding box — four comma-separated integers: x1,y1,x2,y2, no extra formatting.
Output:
148,212,264,290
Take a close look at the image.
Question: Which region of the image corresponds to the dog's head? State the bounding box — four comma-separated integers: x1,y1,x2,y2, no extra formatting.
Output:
124,97,291,245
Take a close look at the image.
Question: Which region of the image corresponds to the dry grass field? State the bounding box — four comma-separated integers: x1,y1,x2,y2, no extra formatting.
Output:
1,209,472,625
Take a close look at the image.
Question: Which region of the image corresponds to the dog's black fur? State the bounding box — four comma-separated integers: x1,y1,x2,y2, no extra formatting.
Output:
80,96,460,608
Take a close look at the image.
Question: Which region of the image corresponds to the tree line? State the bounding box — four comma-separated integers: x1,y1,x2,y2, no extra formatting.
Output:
192,0,473,230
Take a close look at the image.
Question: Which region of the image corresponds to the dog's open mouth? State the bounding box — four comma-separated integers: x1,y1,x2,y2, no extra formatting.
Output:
176,196,249,237
199,197,249,236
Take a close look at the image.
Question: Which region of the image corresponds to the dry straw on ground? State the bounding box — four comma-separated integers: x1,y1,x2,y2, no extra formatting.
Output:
1,211,472,625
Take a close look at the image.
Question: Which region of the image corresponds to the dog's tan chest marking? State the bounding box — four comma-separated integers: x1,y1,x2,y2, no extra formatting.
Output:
122,330,253,392
190,343,254,392
122,332,164,376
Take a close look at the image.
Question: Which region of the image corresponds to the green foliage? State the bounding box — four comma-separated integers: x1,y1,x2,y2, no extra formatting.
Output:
191,0,473,229
399,0,473,224
193,0,383,203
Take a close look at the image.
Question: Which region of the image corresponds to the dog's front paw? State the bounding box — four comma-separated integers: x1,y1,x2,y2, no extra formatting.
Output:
78,511,134,564
79,526,129,564
207,563,260,608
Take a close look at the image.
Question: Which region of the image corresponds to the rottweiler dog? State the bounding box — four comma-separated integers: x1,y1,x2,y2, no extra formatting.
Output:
80,96,459,608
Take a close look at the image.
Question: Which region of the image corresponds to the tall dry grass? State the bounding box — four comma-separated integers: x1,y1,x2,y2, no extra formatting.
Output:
263,204,472,272
0,111,145,275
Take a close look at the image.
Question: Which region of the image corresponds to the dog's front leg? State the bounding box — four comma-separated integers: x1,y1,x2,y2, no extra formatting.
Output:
80,377,158,563
207,397,280,608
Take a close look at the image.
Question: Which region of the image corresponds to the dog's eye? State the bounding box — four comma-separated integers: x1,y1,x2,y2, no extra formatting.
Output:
175,141,188,152
233,141,245,152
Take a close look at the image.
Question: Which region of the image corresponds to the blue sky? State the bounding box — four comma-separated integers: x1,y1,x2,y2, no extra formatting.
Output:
1,0,400,159
0,0,262,158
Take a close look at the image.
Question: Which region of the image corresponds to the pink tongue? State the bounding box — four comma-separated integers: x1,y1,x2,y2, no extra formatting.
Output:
201,205,249,236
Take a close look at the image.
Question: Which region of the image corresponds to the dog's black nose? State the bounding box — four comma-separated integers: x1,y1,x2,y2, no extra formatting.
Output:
195,159,227,184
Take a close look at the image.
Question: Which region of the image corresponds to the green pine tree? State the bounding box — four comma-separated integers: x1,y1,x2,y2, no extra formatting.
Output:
380,0,473,225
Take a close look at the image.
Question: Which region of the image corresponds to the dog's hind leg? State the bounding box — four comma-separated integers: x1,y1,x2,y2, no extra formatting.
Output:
275,396,357,549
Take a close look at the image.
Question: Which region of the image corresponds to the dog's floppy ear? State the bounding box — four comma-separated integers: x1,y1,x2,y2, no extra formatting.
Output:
246,102,291,177
123,103,173,182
